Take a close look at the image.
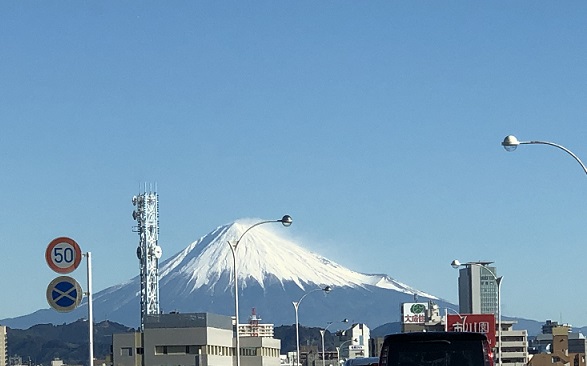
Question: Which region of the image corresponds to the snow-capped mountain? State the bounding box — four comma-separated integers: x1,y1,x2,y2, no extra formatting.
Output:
2,219,449,329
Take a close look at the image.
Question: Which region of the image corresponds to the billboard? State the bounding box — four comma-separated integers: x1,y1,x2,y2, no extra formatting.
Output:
446,313,496,347
402,302,428,324
349,345,366,358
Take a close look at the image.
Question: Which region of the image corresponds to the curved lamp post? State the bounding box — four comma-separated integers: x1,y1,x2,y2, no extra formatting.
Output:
320,319,348,366
501,135,587,174
443,307,465,332
451,260,503,366
228,215,293,366
293,286,332,366
336,338,357,366
500,136,587,364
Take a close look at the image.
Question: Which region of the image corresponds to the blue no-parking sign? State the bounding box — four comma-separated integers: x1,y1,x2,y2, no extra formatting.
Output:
46,276,83,312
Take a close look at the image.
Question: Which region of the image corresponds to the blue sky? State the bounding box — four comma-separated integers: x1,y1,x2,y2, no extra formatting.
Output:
2,1,587,327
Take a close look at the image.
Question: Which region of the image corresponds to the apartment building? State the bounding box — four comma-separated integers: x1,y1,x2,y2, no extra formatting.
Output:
239,323,274,338
499,320,528,365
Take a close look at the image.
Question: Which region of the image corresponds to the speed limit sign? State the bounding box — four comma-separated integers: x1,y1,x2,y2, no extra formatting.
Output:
45,237,82,274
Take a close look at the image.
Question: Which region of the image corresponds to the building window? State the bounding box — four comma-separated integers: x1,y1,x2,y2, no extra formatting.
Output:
188,346,201,355
120,347,132,356
205,345,233,356
167,346,186,355
155,345,201,355
242,347,258,356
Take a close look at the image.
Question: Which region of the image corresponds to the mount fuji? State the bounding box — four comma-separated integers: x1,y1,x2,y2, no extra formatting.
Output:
3,219,451,329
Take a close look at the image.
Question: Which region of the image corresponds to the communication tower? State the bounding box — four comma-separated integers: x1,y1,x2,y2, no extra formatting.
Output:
132,184,162,330
249,308,260,337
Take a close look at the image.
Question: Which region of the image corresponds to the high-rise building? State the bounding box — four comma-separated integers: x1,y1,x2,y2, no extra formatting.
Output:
456,261,499,315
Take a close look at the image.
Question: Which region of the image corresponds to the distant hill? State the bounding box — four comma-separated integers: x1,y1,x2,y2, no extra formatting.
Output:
7,319,134,365
8,317,586,366
370,322,402,338
6,320,350,365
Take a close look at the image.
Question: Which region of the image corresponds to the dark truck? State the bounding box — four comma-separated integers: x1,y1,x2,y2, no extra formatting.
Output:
379,332,494,366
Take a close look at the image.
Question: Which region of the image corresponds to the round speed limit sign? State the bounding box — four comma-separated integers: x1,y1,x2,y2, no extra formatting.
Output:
45,237,82,274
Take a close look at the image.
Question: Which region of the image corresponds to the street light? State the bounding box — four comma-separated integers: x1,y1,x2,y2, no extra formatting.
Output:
320,319,348,366
500,135,587,364
336,338,357,366
501,135,587,174
228,215,293,366
293,286,332,366
451,259,503,366
443,307,465,332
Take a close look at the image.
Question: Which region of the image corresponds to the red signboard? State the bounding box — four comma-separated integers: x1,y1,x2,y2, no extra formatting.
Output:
446,314,496,347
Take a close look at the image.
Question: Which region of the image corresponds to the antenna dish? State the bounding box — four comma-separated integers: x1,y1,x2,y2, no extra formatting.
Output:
152,246,162,259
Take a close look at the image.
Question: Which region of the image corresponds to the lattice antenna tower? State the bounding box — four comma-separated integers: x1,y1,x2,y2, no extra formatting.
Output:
132,183,162,331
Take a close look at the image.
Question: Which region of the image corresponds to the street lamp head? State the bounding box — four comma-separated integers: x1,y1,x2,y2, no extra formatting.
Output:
323,285,332,293
280,215,293,227
502,135,520,152
342,318,349,323
450,259,461,269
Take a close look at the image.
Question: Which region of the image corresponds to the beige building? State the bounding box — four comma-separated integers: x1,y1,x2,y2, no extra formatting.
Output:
0,325,6,366
112,312,280,366
499,320,528,366
239,323,274,338
336,323,370,360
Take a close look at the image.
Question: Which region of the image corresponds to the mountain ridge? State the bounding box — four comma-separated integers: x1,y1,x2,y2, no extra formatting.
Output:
3,219,443,329
158,220,437,297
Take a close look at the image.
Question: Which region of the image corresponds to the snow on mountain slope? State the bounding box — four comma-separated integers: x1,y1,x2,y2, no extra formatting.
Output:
1,219,443,329
159,219,437,299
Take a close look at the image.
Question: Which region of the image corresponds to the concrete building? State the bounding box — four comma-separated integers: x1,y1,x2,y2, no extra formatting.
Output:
456,261,499,314
0,325,6,366
531,323,587,357
528,325,586,366
336,323,370,360
239,322,274,338
239,309,275,338
112,312,280,366
531,320,587,354
499,320,529,366
541,320,566,335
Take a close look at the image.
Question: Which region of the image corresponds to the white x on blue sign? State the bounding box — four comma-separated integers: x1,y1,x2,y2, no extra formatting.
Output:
46,276,83,312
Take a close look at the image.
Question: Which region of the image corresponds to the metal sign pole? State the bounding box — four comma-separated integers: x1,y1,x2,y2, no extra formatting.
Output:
86,252,94,366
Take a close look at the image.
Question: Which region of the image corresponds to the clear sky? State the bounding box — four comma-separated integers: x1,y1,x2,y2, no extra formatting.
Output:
2,2,587,327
